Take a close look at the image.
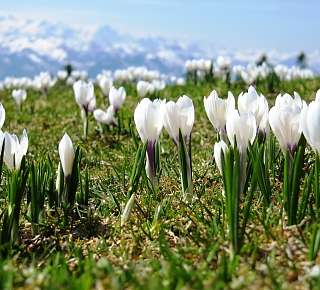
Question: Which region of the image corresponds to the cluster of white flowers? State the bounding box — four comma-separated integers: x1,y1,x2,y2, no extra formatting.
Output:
274,65,314,81
213,56,232,75
136,80,166,98
63,70,89,86
208,87,320,173
185,56,232,79
113,66,165,83
233,63,314,84
206,87,262,164
134,95,194,185
0,59,316,96
233,63,272,84
32,72,56,92
0,105,28,171
72,79,127,129
1,72,56,91
183,56,315,85
185,59,212,74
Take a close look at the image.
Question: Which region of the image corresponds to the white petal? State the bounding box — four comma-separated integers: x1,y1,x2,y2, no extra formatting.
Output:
214,140,228,174
58,133,75,177
0,104,5,129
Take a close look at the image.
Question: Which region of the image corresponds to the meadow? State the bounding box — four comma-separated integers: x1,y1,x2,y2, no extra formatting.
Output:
0,71,320,290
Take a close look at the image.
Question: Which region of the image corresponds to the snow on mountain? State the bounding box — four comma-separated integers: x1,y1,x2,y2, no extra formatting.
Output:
0,15,318,79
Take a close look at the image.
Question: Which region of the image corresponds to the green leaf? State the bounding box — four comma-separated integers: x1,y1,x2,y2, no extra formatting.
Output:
178,130,193,198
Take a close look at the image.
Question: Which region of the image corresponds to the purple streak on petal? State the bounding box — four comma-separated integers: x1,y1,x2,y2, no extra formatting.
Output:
288,143,297,156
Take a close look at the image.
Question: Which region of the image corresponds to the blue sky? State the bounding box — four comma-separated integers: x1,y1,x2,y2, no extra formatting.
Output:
1,0,319,52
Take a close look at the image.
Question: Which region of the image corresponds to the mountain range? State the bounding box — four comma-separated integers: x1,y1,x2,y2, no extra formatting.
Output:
0,15,319,79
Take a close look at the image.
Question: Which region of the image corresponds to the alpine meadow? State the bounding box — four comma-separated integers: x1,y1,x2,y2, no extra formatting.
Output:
1,1,320,289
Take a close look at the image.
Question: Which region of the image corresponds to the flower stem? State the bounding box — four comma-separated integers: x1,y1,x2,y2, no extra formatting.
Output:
83,110,88,139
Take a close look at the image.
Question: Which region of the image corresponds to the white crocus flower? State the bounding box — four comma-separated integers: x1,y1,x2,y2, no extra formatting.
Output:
137,81,152,98
4,129,28,171
73,80,96,112
12,89,27,107
162,95,194,144
58,133,75,177
238,86,269,134
203,90,235,139
275,92,305,111
269,100,303,153
134,98,163,143
93,106,117,126
301,98,320,154
226,110,256,193
214,140,228,175
162,95,194,197
99,76,113,97
73,80,96,138
134,98,164,185
226,110,257,153
109,86,126,112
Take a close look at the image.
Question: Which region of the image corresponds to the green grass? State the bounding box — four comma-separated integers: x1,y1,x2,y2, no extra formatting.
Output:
0,77,320,289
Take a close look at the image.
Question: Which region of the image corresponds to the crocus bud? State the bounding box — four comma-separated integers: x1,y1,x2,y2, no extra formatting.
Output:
58,133,75,177
12,89,27,107
226,110,257,153
203,90,235,135
162,95,194,144
4,129,28,171
99,76,113,97
121,193,135,227
109,86,126,111
214,140,228,174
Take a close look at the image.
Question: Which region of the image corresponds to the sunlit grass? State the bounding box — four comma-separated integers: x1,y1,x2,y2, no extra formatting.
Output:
0,77,320,289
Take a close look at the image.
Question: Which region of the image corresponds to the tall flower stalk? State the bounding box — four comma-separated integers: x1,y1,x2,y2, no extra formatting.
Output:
109,86,126,129
73,80,96,139
1,129,29,253
269,93,306,225
58,133,81,216
162,95,194,200
134,98,163,188
213,107,256,255
226,110,256,193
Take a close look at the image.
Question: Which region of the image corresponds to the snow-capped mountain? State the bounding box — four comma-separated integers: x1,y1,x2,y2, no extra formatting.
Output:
0,15,205,78
0,15,319,79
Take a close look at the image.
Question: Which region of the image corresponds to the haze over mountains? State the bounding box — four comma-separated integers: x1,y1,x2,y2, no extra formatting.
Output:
0,15,319,79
